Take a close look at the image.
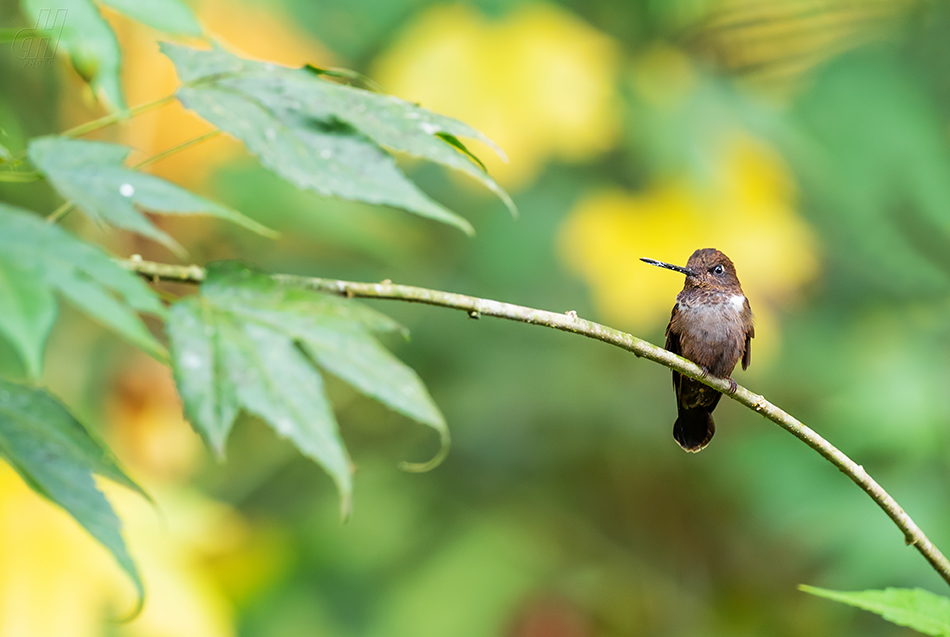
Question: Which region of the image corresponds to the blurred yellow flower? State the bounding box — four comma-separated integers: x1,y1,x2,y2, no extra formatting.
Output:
558,135,818,361
373,2,620,189
0,465,117,637
111,486,242,637
0,464,243,637
0,350,260,637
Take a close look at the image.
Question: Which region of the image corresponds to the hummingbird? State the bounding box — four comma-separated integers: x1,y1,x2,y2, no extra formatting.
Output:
640,249,754,452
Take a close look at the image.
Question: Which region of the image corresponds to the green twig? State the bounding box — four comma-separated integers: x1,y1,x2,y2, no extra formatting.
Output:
0,171,42,182
118,257,950,589
46,201,75,224
132,129,221,170
7,94,178,168
61,94,176,139
0,28,38,42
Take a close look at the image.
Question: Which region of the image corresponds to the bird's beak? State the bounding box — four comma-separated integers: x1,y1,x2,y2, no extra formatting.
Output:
640,258,696,277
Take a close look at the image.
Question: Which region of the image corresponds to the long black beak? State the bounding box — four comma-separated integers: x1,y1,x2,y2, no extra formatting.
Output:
640,257,696,277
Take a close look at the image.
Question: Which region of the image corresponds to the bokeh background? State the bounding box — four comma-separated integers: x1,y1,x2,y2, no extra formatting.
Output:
2,0,950,635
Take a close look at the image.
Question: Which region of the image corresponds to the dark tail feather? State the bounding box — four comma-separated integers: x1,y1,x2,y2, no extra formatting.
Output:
673,408,715,452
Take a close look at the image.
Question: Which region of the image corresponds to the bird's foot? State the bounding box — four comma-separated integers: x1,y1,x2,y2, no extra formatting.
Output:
699,365,710,379
726,377,738,395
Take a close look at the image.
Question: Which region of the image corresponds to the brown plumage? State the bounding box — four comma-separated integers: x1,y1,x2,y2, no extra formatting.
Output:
641,248,754,452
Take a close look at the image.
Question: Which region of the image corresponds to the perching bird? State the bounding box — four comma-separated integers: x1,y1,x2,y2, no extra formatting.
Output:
641,248,754,452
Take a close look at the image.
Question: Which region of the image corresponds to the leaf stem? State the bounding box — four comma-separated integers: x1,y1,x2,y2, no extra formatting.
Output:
46,201,75,224
0,28,38,42
118,257,950,589
0,171,42,182
7,94,178,167
132,129,221,170
61,95,176,139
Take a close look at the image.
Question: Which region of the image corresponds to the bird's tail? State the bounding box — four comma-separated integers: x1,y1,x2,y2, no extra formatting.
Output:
673,408,715,452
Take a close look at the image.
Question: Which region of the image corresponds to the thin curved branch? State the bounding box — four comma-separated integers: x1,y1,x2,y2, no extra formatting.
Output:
120,257,950,588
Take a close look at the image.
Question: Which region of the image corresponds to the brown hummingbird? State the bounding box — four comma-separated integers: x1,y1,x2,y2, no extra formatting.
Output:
640,248,754,452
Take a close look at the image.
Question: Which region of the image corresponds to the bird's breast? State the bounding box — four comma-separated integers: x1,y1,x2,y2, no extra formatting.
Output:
673,292,748,374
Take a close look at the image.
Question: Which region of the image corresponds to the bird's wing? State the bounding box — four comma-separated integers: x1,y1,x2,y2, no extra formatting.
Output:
666,304,681,392
742,323,754,371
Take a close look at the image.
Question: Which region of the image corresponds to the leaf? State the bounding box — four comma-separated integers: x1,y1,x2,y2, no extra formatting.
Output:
301,332,449,472
0,254,57,379
303,63,382,92
437,132,487,172
205,266,404,336
251,72,516,213
166,298,239,456
229,322,351,508
178,83,474,235
0,379,145,605
167,262,449,514
0,202,166,367
97,0,202,36
800,586,950,636
20,0,125,109
162,43,516,233
208,268,445,470
28,136,276,254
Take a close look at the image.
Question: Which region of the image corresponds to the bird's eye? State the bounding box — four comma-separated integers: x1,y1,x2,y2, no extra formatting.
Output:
712,264,724,275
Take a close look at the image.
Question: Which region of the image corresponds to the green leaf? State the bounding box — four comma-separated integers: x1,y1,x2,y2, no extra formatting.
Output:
166,298,239,456
205,265,404,336
97,0,202,36
28,137,276,254
162,43,516,233
248,71,516,214
0,254,57,379
303,64,382,92
229,322,351,510
301,332,448,472
800,586,950,636
0,379,145,605
167,262,448,514
0,203,166,365
20,0,125,109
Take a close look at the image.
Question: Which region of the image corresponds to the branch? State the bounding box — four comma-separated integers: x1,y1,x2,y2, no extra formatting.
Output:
120,257,950,588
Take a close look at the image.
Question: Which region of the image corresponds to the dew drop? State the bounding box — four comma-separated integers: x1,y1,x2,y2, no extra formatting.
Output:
265,128,277,141
320,149,332,160
119,183,135,197
419,122,438,135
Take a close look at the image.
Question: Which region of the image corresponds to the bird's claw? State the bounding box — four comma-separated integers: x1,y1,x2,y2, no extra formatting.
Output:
727,378,738,395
